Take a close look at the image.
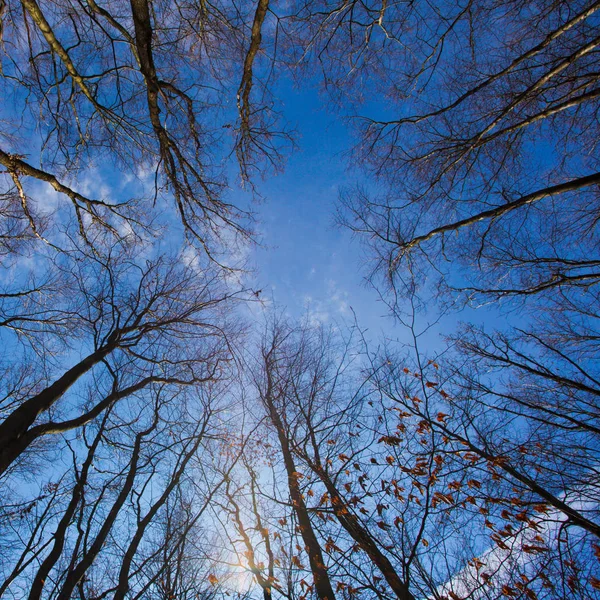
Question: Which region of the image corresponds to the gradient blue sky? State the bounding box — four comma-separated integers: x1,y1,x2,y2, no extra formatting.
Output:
247,79,397,337
244,78,501,351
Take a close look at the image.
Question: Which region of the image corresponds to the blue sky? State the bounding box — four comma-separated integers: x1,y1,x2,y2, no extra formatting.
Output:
245,78,399,338
242,76,508,353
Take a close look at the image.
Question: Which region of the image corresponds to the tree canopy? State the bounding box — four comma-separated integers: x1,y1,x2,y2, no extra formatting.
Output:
1,1,599,599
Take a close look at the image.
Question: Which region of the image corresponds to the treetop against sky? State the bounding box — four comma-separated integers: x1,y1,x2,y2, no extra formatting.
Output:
0,1,599,599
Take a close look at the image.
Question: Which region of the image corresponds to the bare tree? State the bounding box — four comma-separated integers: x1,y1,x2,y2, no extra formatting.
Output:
243,315,600,600
304,2,600,594
0,239,242,478
0,369,243,599
255,322,338,600
0,0,292,253
248,320,429,599
259,322,416,600
331,0,600,289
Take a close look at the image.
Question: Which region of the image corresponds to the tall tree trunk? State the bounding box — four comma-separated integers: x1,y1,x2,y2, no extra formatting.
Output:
309,460,415,600
0,342,115,475
261,349,336,600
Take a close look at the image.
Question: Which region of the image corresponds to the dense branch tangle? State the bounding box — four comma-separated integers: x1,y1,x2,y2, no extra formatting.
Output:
0,2,285,598
2,1,600,599
0,248,239,478
0,0,285,252
0,380,237,600
311,2,600,596
336,0,600,300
